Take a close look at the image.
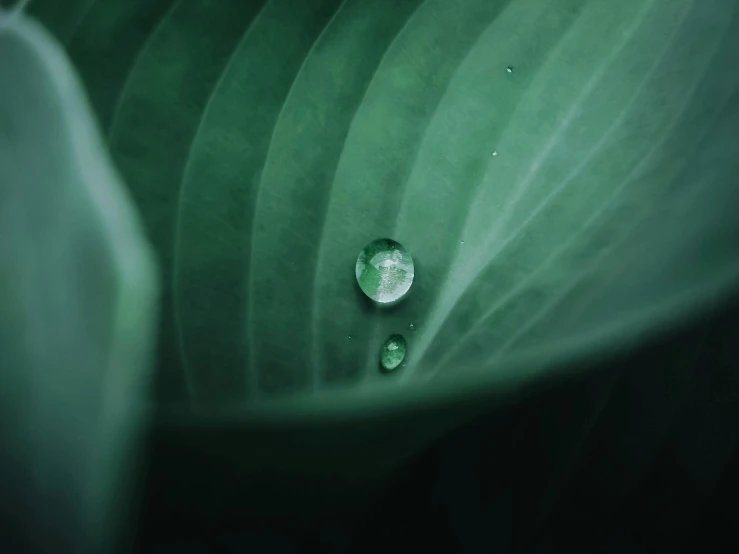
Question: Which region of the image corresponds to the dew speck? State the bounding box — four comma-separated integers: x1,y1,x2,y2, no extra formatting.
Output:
409,323,416,331
355,238,414,304
380,334,407,372
348,335,352,339
506,65,514,73
492,150,498,157
460,240,465,244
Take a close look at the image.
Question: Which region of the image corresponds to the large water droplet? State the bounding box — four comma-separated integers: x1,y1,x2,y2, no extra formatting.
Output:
355,238,414,304
380,334,407,372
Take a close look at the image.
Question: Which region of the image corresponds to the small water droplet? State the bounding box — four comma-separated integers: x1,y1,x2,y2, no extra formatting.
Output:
380,334,407,372
408,323,416,331
460,240,465,244
492,150,498,157
348,335,352,339
355,238,415,304
506,65,514,73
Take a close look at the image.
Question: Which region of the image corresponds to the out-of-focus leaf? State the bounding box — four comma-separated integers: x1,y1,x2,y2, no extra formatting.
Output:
0,12,158,553
31,0,739,416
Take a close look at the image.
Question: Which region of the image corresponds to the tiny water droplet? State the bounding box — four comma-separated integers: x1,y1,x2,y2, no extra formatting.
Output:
408,323,416,331
355,238,415,304
348,335,352,339
506,65,514,73
492,150,498,157
460,240,465,244
380,334,407,372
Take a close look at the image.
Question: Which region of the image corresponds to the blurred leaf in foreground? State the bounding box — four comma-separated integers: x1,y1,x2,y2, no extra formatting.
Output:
0,10,158,553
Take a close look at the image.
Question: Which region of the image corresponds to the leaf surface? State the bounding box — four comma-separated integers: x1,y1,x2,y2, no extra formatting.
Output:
33,0,739,415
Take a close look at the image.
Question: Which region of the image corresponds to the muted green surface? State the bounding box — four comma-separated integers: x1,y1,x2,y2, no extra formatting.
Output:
0,13,158,553
3,3,739,550
27,0,739,416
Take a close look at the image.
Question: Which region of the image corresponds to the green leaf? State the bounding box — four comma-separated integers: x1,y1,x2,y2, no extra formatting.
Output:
31,0,739,416
0,12,158,553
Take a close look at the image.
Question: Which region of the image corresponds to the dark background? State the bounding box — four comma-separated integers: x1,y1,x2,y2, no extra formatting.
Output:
134,293,739,553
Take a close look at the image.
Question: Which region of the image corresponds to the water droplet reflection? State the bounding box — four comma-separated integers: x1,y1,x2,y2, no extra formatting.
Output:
355,238,414,304
380,334,407,372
